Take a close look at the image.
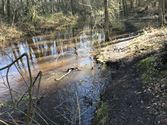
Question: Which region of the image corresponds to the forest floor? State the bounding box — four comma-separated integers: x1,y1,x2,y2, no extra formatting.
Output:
94,27,167,125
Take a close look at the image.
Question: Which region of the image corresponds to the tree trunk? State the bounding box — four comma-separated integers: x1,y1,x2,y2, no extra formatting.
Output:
1,0,5,15
122,0,128,16
7,0,11,23
129,0,133,9
70,0,74,15
104,0,110,42
26,0,30,15
159,0,166,25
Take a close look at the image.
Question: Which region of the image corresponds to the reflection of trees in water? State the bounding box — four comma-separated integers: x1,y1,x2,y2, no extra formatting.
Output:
16,28,104,67
26,38,72,59
12,43,25,70
46,42,52,56
10,28,104,70
27,38,54,59
27,38,40,59
37,66,111,125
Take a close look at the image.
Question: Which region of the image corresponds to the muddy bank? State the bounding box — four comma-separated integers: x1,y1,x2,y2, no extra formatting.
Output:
94,59,154,125
93,28,167,125
94,52,167,125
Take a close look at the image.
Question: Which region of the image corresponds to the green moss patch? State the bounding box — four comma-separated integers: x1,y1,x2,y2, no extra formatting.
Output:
94,102,109,125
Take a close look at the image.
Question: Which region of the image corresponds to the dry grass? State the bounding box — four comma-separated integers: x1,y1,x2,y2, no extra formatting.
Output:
35,12,78,31
0,23,23,46
97,27,167,63
128,27,167,54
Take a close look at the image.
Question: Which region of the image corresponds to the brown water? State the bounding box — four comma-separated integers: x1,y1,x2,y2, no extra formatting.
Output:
0,30,111,125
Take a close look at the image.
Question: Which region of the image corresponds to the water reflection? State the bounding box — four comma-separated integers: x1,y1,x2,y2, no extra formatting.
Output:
0,29,105,83
0,28,105,92
0,29,106,125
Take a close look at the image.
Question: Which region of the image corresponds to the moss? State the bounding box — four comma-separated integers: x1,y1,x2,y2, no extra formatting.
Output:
137,56,159,83
94,102,109,125
137,54,167,86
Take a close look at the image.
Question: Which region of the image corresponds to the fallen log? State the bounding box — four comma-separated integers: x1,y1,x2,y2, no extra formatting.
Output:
54,67,80,81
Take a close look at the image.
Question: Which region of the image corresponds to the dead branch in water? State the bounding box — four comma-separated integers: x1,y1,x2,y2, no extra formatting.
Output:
54,67,80,81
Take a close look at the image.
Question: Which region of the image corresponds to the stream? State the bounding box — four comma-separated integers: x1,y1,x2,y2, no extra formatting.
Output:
0,29,112,125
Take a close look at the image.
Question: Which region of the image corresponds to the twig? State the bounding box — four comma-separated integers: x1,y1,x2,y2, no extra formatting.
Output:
36,106,58,125
0,53,41,125
16,71,42,106
7,112,19,125
55,110,74,124
0,119,9,125
6,67,15,106
15,108,40,125
35,110,49,125
76,91,81,125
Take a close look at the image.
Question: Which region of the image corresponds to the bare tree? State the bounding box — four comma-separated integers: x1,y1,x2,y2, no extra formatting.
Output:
1,0,5,16
159,0,167,25
104,0,110,41
7,0,11,23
